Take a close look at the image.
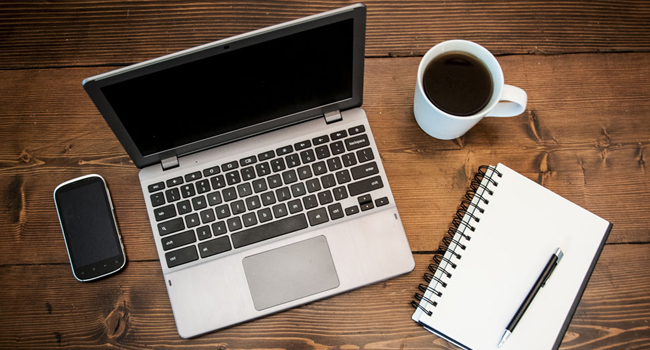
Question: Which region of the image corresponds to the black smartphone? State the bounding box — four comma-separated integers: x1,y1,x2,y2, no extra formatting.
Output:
54,174,126,281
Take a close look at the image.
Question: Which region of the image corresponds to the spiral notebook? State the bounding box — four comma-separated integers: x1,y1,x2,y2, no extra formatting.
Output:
411,163,612,350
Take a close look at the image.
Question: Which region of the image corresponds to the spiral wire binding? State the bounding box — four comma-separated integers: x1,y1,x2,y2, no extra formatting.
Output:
411,165,502,317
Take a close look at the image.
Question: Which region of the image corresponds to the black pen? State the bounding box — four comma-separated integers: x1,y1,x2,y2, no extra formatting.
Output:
498,248,564,348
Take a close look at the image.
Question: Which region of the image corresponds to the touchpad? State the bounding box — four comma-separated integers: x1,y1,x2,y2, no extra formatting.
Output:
243,235,340,311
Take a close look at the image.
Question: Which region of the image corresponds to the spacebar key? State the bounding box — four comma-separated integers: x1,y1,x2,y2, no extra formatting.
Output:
347,175,384,196
231,214,308,248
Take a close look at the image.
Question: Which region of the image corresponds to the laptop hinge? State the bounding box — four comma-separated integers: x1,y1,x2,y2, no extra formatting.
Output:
324,109,342,124
161,155,179,171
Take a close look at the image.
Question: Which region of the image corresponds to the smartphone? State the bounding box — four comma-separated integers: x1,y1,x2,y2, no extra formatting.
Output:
54,174,126,281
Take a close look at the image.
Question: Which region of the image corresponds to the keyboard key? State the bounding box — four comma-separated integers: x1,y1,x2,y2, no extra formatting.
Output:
361,201,374,211
256,162,271,176
321,174,336,188
307,208,329,226
356,148,375,163
184,171,202,182
258,208,273,223
242,212,258,227
306,179,321,193
150,192,165,207
166,176,183,187
328,203,344,220
210,175,226,189
258,150,275,161
345,206,360,216
245,195,261,211
185,213,200,228
302,194,318,209
300,149,316,163
215,204,231,219
312,161,327,176
275,187,292,202
237,183,253,197
290,182,306,197
345,134,370,151
158,217,184,236
348,176,384,196
282,169,298,184
192,195,207,210
327,157,342,171
341,153,357,167
207,191,222,206
211,221,227,236
330,130,347,140
154,204,176,222
332,186,348,200
252,179,267,193
196,226,212,240
348,125,365,135
318,190,333,205
358,194,372,205
294,140,311,150
272,203,288,218
241,166,256,181
162,230,196,251
222,187,238,202
230,200,246,215
165,246,198,268
198,236,232,258
276,145,293,156
195,179,211,194
240,155,257,166
335,169,352,184
285,154,301,168
261,191,276,206
165,188,181,202
231,214,308,248
288,199,303,214
267,174,282,189
315,145,330,159
148,182,165,193
351,161,379,180
312,135,330,145
225,171,241,185
222,161,239,171
200,208,216,223
227,217,242,231
203,165,220,177
375,197,390,207
270,158,286,172
176,200,192,215
330,141,345,155
180,183,196,198
297,165,313,180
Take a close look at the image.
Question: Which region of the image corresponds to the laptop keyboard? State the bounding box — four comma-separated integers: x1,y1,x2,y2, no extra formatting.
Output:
147,125,391,269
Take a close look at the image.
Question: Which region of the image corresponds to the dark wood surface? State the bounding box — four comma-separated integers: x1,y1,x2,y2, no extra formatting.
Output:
1,1,649,349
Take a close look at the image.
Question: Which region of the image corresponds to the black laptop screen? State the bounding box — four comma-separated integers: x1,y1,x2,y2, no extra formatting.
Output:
100,19,354,157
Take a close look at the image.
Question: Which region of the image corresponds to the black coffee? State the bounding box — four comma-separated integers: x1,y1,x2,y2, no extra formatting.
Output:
422,51,493,116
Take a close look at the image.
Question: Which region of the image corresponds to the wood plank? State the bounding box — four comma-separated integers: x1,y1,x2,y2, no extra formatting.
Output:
0,245,647,349
1,53,649,265
2,0,650,69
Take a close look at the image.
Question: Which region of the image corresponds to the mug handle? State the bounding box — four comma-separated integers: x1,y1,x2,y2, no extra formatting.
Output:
486,85,527,117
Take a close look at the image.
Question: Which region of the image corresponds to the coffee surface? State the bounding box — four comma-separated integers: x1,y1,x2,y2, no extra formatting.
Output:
422,51,493,116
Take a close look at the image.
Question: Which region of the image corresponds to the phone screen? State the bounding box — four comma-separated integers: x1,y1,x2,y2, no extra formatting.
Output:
54,175,125,281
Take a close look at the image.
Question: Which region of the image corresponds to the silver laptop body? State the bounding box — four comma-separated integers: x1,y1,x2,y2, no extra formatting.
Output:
83,3,414,338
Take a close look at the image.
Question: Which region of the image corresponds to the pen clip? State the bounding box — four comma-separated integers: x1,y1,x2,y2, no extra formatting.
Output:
541,248,563,287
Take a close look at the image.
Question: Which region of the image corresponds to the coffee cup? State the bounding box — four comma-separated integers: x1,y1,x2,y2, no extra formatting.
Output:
414,40,527,140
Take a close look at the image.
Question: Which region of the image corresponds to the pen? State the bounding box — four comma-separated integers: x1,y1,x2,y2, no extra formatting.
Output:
498,248,564,348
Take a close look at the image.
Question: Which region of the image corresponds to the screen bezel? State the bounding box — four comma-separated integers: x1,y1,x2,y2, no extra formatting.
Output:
82,4,366,169
54,174,126,282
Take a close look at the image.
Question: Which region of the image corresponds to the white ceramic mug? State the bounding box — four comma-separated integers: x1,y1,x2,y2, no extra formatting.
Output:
414,40,527,140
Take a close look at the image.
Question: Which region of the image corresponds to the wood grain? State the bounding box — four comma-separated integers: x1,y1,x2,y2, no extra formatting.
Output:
2,0,650,69
0,245,647,349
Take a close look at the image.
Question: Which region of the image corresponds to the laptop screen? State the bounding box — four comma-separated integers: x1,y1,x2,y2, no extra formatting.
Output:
92,16,358,163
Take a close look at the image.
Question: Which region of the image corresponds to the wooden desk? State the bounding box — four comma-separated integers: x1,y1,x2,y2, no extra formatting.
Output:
1,1,649,349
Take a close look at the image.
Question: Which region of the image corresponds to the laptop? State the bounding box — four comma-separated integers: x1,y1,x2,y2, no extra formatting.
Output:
82,3,414,338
